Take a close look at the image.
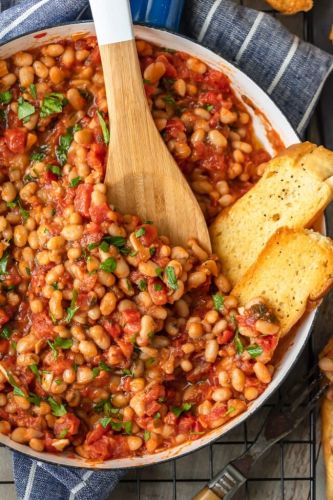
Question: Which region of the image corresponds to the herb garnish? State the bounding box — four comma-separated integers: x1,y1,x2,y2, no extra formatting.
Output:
56,124,81,166
0,250,9,275
143,430,151,441
30,144,48,162
0,91,12,104
28,393,41,406
48,396,67,417
0,325,11,340
171,402,192,417
234,331,244,354
29,84,37,99
138,280,147,291
29,364,41,382
40,92,67,118
65,289,79,323
7,372,25,397
69,176,82,188
212,293,224,311
225,406,236,416
246,344,263,358
58,428,69,439
100,257,117,273
135,227,145,238
165,266,178,290
47,164,62,177
97,111,110,144
17,97,35,122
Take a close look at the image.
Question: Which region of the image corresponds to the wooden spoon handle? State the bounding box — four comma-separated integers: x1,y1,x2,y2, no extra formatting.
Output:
90,0,134,45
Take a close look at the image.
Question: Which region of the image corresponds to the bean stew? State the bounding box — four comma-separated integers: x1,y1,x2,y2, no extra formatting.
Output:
0,36,281,461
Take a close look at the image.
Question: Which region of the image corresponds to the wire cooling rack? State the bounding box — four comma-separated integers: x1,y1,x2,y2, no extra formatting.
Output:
0,2,331,500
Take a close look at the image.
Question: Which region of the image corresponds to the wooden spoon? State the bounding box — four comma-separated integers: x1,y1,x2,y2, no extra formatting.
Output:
89,0,211,250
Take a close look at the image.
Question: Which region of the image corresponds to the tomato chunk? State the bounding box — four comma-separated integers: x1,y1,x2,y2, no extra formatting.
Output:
4,128,27,153
54,413,80,438
74,184,93,218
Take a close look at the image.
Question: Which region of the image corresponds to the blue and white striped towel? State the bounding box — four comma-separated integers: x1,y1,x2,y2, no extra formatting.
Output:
0,1,332,499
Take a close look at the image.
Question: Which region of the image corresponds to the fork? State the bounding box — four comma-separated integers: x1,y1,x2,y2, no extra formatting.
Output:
193,368,328,500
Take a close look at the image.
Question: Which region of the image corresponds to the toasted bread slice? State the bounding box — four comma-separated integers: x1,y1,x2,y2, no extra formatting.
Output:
322,397,333,500
232,228,333,337
210,142,333,287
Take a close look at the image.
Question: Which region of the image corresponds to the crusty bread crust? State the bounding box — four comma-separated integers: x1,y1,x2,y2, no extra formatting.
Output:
210,142,333,287
232,228,333,337
322,397,333,500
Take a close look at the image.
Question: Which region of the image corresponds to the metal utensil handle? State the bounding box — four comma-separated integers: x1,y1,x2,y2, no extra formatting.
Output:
194,464,246,500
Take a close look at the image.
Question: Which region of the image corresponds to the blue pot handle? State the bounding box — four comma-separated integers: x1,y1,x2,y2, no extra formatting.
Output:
130,0,185,31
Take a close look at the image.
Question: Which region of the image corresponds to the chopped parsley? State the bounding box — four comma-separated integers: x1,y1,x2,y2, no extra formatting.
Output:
138,280,147,291
225,406,236,416
94,397,118,416
47,339,58,358
47,337,73,358
100,257,117,273
246,344,263,358
0,91,12,104
65,289,79,323
212,293,224,311
6,197,29,222
92,361,112,378
56,124,81,166
51,282,59,290
205,104,214,112
13,386,25,398
7,373,25,397
143,430,151,441
155,267,163,278
135,227,146,238
58,428,69,439
0,325,11,340
97,111,110,144
17,97,35,122
87,236,128,253
20,206,29,222
234,331,244,354
54,337,73,349
29,83,37,99
100,417,112,428
48,396,67,417
29,364,41,382
0,250,9,275
40,92,67,118
69,176,82,188
28,392,41,406
99,361,111,372
146,357,156,367
122,368,134,377
163,94,176,105
171,402,192,418
47,164,62,177
143,79,151,84
154,283,163,291
30,144,48,162
123,421,132,435
165,266,178,290
99,240,110,253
